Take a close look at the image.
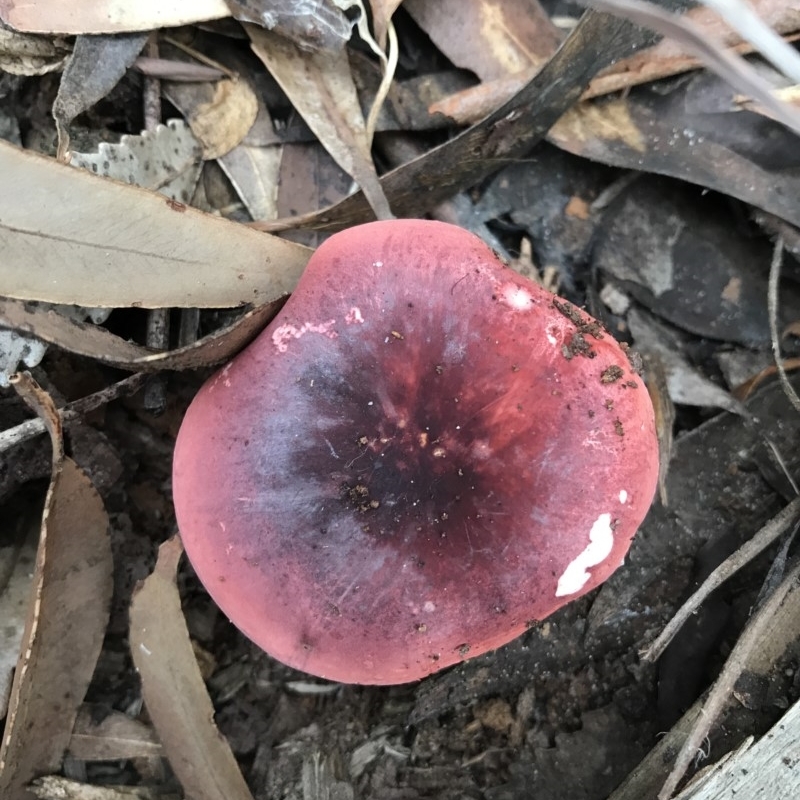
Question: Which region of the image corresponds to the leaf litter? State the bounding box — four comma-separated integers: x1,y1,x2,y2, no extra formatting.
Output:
2,2,800,799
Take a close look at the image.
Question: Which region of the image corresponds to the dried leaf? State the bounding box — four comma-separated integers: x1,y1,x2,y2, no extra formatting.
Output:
0,141,311,308
276,141,353,246
0,25,70,75
0,374,112,800
129,537,254,800
0,0,229,34
218,145,282,221
430,0,800,124
227,0,353,51
187,79,259,161
369,0,403,48
588,0,800,136
548,77,800,231
70,120,202,201
30,775,177,800
0,508,39,719
0,297,284,371
405,0,561,81
550,97,647,152
68,705,162,761
248,23,393,220
253,10,653,233
53,33,149,161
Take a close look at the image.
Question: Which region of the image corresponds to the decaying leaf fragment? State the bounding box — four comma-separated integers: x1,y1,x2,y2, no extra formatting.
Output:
129,536,254,800
0,374,112,800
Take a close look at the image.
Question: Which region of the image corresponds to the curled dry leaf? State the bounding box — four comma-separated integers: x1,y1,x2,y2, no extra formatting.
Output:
185,79,259,161
129,536,254,800
0,374,112,800
0,0,229,34
0,297,285,372
0,141,311,308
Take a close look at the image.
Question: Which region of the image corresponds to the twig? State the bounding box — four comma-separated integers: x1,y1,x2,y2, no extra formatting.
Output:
768,236,800,415
0,373,148,453
641,496,800,662
658,557,800,799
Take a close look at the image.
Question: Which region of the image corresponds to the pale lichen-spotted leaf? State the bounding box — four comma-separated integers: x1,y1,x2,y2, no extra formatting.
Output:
0,0,229,34
70,120,203,202
0,297,284,371
0,25,70,76
247,24,393,220
130,536,254,800
0,140,311,309
0,374,112,800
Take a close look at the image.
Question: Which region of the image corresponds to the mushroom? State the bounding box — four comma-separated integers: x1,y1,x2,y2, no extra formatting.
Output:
172,220,658,685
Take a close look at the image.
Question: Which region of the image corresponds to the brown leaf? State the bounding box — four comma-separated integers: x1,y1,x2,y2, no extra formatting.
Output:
0,297,284,371
0,374,112,800
0,0,229,34
547,82,800,230
248,24,393,220
187,79,259,161
218,145,282,221
0,506,40,719
129,536,254,800
404,0,561,81
0,141,311,308
369,0,403,48
429,0,800,125
252,10,653,233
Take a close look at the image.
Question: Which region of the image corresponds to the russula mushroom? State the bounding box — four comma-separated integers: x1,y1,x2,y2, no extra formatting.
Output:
172,220,658,685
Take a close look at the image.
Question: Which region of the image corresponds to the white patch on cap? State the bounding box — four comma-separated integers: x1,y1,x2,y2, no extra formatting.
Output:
498,282,534,311
345,307,364,324
619,489,628,504
272,319,337,352
555,513,615,597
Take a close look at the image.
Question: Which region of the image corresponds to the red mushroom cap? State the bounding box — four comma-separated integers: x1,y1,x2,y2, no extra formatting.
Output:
172,220,658,685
